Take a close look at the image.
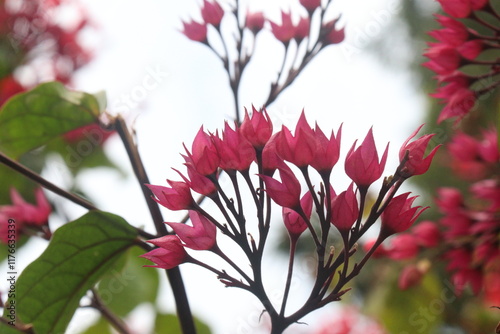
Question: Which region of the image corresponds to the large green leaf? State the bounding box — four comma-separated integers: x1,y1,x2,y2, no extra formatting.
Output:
0,82,105,158
2,211,137,334
97,246,160,317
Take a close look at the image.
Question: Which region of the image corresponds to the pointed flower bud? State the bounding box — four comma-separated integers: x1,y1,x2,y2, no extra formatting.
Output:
294,16,310,43
0,188,51,228
185,126,220,176
146,181,194,211
399,124,441,177
330,183,359,233
380,192,428,237
260,162,301,209
245,11,265,34
311,124,342,173
213,122,256,171
275,111,317,167
141,235,188,269
299,0,322,13
201,0,225,27
166,211,216,250
240,106,273,149
283,191,313,237
176,156,216,196
322,18,345,45
181,20,208,43
261,134,283,175
345,128,388,188
270,11,296,43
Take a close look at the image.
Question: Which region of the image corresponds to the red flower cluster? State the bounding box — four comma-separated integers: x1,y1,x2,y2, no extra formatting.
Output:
142,107,437,272
424,1,500,123
0,188,51,243
180,1,344,47
0,0,92,92
371,128,500,302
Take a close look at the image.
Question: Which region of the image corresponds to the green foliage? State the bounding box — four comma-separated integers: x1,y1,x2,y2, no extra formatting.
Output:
97,246,161,317
79,316,113,334
0,82,105,159
2,211,137,334
366,267,446,334
154,313,212,334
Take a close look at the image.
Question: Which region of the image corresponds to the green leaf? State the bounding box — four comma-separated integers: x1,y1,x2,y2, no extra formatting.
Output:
0,82,105,158
78,316,113,334
154,313,212,334
97,246,160,317
3,211,138,334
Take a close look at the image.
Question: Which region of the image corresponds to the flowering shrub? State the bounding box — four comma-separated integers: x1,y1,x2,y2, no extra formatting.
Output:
141,107,437,332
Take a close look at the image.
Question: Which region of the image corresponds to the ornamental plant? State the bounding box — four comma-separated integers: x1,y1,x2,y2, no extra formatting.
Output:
0,0,497,333
141,108,436,333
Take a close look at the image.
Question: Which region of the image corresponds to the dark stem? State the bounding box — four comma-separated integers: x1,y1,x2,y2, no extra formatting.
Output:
112,115,196,334
279,236,298,317
90,288,131,334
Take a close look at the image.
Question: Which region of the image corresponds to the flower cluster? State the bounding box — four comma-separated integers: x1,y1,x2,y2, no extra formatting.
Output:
0,0,92,105
0,188,52,243
424,0,500,123
372,128,499,303
141,107,438,331
179,1,345,122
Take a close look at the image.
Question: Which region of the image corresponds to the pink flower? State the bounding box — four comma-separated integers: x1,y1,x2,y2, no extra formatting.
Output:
322,19,345,45
299,0,322,13
399,124,441,177
0,188,51,228
344,128,388,188
310,124,342,173
437,0,472,18
386,234,420,260
213,122,256,171
275,111,317,167
380,193,428,237
261,134,283,175
201,0,224,27
166,211,216,250
330,183,359,233
181,20,208,42
245,11,265,34
270,11,296,43
147,181,194,211
141,235,188,269
175,157,216,196
423,44,462,76
283,191,313,237
184,126,220,176
240,106,273,149
413,221,441,247
260,162,301,209
294,16,310,42
429,15,469,46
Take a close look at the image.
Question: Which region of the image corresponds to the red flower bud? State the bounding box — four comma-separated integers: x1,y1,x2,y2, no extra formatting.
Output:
399,124,441,177
240,106,273,149
146,181,194,211
345,128,388,188
185,126,220,176
260,162,301,209
380,193,428,237
166,211,216,250
330,183,359,233
181,20,208,42
213,122,256,171
283,191,313,237
201,0,224,27
245,11,265,34
141,235,188,269
275,111,317,167
311,123,342,173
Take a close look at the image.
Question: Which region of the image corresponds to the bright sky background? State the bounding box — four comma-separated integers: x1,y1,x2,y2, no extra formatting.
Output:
14,0,439,333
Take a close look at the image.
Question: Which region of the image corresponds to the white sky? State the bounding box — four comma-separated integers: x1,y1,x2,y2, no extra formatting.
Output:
7,0,437,333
